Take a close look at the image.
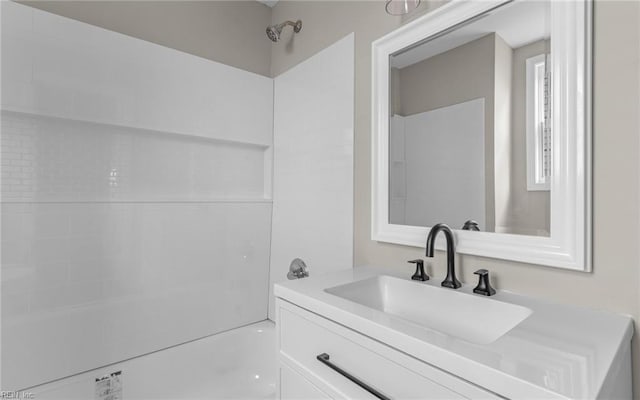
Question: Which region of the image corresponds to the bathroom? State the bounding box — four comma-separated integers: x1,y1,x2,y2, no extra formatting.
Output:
1,0,639,399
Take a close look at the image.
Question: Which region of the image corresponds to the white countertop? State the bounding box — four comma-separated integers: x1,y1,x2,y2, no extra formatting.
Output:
274,266,634,399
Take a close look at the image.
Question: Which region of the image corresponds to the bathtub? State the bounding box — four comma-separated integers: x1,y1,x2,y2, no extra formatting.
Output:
26,321,276,400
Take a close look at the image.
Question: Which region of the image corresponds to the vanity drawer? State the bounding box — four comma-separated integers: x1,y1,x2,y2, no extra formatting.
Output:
277,300,500,400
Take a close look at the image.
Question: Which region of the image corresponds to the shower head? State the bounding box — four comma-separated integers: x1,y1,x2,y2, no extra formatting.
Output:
266,20,302,43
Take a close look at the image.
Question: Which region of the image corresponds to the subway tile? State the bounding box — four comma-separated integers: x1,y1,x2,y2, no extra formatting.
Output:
1,112,268,202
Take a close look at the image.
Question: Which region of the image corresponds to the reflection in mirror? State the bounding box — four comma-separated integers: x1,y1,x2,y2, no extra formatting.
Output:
388,1,551,237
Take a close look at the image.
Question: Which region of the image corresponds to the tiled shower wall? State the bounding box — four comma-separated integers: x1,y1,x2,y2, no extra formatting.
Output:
1,2,274,390
268,34,355,319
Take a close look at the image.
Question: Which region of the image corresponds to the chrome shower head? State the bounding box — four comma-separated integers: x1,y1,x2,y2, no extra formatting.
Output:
266,25,281,42
266,20,302,43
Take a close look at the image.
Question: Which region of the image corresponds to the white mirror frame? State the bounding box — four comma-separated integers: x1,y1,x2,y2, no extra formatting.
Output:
371,0,592,271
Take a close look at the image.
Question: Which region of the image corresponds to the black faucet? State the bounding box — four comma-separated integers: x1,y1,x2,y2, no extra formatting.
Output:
425,223,461,289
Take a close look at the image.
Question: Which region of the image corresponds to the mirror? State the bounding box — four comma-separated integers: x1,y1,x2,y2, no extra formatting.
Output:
388,1,550,237
372,0,592,270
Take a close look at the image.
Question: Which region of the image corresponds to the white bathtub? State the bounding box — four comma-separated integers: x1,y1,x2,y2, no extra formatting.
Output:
27,321,276,400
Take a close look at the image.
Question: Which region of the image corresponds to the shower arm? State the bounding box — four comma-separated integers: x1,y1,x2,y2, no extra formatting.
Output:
279,21,297,29
274,20,302,33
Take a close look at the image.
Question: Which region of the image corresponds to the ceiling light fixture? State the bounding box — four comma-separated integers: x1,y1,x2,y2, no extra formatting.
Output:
385,0,421,16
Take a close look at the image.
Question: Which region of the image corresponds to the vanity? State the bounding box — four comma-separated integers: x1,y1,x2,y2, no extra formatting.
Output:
274,267,633,399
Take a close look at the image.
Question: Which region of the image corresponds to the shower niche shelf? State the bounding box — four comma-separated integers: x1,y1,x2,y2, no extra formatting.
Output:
1,110,273,204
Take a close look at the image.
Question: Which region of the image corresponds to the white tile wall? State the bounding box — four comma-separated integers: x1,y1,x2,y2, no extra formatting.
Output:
2,201,272,389
1,1,273,147
393,99,486,229
1,2,274,390
268,34,355,319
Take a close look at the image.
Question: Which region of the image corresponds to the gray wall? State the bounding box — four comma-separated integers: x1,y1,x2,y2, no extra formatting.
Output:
18,0,272,76
395,34,495,117
11,0,640,395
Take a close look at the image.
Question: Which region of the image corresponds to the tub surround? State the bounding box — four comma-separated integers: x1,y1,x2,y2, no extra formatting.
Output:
2,1,356,391
1,1,274,389
275,266,633,399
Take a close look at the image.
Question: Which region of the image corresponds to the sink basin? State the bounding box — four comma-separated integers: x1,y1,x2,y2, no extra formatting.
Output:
325,275,532,345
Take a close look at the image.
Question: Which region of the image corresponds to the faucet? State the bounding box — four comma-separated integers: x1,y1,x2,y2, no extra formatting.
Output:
425,223,461,289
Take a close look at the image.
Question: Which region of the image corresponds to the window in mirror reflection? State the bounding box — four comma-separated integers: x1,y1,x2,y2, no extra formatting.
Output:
526,53,551,191
388,0,551,237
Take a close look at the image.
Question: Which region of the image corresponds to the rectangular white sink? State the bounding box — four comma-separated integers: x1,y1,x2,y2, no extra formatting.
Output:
325,275,532,345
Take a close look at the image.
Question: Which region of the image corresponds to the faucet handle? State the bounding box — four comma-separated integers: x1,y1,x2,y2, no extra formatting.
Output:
473,269,496,296
287,258,309,280
408,259,429,281
461,220,480,231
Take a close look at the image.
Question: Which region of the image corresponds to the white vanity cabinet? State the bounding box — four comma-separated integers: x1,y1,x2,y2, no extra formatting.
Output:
274,267,634,399
276,299,501,400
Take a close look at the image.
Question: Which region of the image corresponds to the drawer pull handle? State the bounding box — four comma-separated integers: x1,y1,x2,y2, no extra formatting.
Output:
316,353,391,400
